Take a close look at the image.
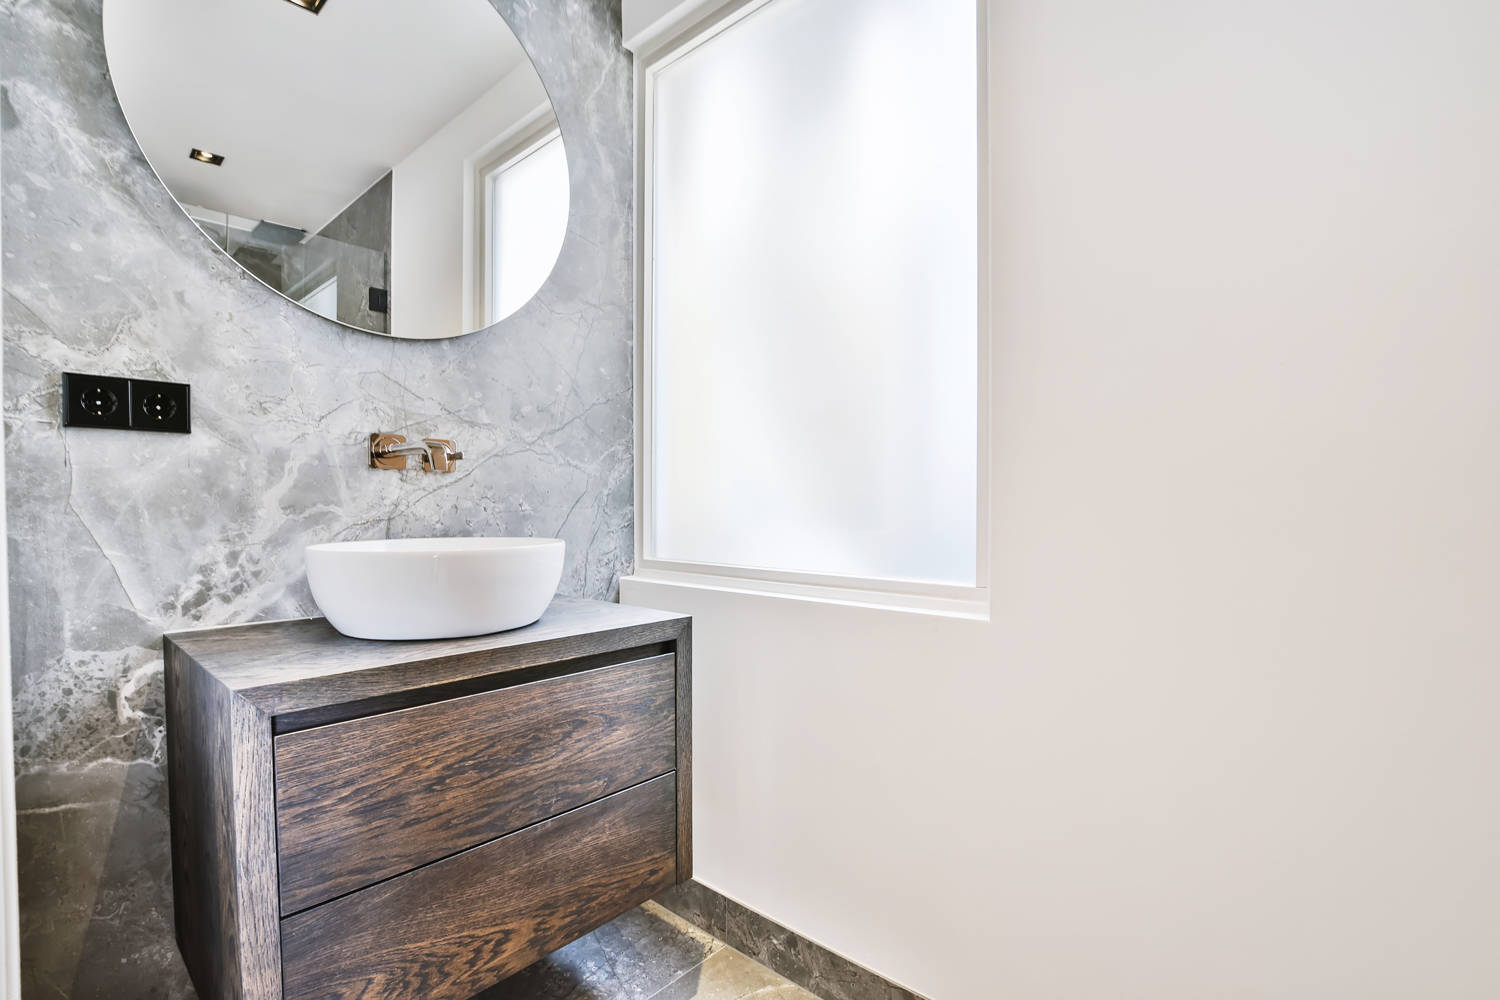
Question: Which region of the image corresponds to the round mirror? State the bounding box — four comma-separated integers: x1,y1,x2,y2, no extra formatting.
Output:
103,0,569,339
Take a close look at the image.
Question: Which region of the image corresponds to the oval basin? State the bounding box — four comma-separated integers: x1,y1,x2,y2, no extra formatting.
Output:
306,537,565,641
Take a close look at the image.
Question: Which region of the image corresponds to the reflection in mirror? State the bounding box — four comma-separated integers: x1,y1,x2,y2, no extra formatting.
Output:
103,0,570,339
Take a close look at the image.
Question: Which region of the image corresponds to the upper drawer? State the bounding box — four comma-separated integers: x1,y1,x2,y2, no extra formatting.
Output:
274,653,676,914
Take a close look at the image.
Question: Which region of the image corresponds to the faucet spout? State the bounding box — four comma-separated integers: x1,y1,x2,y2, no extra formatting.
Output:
368,433,430,471
369,433,465,472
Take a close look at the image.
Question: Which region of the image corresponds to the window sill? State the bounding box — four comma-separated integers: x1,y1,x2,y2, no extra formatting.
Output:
620,566,991,621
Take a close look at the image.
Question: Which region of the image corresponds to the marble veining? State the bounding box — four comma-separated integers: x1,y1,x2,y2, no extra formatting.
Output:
483,902,822,1000
2,0,634,993
657,882,928,1000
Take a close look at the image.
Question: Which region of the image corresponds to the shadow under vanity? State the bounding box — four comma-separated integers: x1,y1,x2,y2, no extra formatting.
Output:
163,599,692,1000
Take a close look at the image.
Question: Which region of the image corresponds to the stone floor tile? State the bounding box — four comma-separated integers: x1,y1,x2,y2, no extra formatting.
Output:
479,902,723,1000
646,948,821,1000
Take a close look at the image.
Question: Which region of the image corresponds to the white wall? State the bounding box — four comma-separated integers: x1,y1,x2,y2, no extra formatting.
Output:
624,1,1500,997
389,62,549,339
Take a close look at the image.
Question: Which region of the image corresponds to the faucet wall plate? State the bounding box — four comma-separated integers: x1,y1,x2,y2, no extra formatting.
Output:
369,433,412,470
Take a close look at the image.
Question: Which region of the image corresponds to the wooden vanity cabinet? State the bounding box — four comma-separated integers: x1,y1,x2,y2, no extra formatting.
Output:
164,599,692,1000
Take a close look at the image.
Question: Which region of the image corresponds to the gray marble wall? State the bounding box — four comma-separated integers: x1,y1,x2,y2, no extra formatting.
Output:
317,171,394,256
0,0,633,995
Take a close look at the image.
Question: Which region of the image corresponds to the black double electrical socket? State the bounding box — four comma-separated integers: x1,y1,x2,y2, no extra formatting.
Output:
62,372,191,434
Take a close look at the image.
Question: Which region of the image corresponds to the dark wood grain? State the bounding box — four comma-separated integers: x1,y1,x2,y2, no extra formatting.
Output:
165,640,282,1000
166,641,235,1000
280,774,679,1000
231,697,282,1000
166,597,691,715
166,598,691,999
271,641,674,734
275,654,677,913
675,619,693,882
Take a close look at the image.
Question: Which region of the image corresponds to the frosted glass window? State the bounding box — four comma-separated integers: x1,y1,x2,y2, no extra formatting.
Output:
649,0,978,586
487,132,569,324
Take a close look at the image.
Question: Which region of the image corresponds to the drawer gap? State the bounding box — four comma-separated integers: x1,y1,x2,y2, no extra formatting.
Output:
271,641,673,734
279,770,676,921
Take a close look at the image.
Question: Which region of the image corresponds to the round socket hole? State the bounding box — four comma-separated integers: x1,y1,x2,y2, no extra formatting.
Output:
140,392,178,422
79,386,119,418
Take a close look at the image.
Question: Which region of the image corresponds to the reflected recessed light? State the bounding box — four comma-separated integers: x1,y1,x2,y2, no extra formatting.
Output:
189,148,225,166
283,0,328,12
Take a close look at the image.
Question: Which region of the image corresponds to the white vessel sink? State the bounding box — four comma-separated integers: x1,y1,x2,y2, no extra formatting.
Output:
305,537,565,641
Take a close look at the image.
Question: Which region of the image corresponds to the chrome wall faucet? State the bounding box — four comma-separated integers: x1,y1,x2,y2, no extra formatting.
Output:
368,433,465,473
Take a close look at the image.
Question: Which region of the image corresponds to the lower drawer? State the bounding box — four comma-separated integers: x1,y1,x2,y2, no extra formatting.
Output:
279,773,678,1000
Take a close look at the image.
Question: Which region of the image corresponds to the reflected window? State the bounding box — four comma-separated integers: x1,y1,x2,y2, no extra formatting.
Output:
482,130,569,325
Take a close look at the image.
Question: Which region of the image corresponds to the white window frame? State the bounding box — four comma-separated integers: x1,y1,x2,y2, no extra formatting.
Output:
461,105,560,331
630,0,993,618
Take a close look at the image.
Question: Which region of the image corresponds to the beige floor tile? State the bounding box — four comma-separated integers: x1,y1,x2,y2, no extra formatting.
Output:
649,947,821,1000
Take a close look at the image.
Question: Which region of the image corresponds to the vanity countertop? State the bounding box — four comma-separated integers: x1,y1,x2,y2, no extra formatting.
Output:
166,597,690,717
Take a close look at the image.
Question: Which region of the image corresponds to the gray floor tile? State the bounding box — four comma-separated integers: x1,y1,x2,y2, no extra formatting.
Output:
646,948,820,1000
479,902,723,1000
657,881,920,1000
